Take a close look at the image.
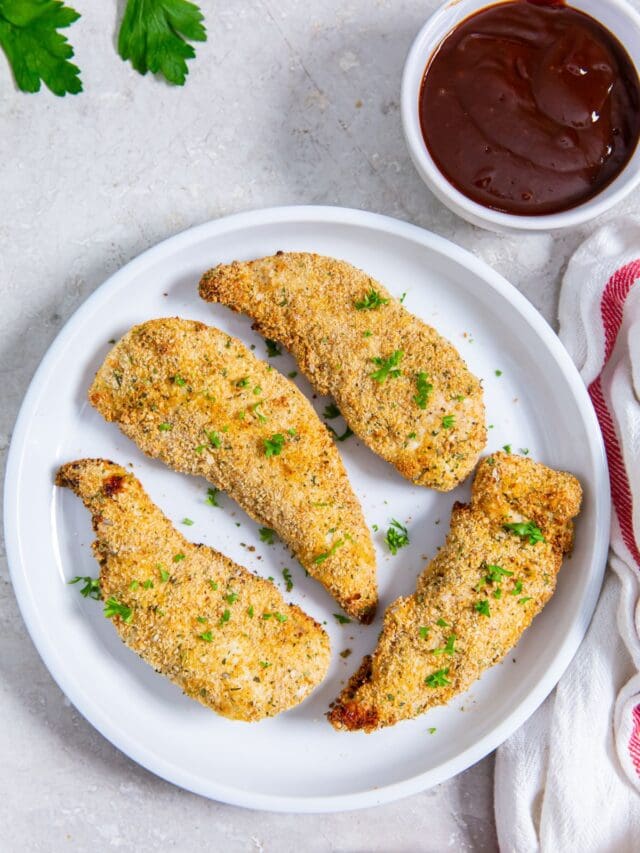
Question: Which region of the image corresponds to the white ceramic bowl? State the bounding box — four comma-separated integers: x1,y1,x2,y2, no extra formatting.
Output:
402,0,640,233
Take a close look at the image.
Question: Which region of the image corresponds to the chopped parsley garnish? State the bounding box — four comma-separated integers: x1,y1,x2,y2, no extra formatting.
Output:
495,369,503,377
354,289,389,310
323,403,340,420
520,447,530,455
428,727,437,735
327,424,354,442
130,580,139,590
436,618,449,628
173,553,185,562
363,330,372,337
264,433,286,457
158,422,173,431
493,588,502,599
510,580,523,596
484,564,513,584
475,599,490,617
370,350,403,382
194,444,206,454
198,631,213,642
252,401,267,423
519,597,533,605
259,661,272,668
196,616,207,623
384,519,409,555
288,371,298,379
219,609,231,624
182,517,194,526
104,597,132,623
503,444,512,454
432,634,456,656
413,372,433,409
247,605,254,617
275,612,287,622
235,377,250,388
419,626,430,639
314,539,345,564
282,568,293,592
205,487,221,507
225,592,238,605
399,292,407,303
209,580,218,590
441,415,455,429
259,527,276,545
504,521,545,545
333,613,351,624
172,375,187,386
265,339,281,357
208,431,221,448
253,385,262,395
143,579,154,589
425,668,450,688
69,575,101,600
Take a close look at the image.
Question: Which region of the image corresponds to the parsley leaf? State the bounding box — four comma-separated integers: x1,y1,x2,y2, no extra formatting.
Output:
370,350,403,382
0,0,82,96
333,613,351,624
282,568,293,592
474,599,490,617
68,575,101,600
265,339,281,357
354,289,389,310
264,433,285,457
425,668,450,688
314,538,345,564
441,415,455,429
323,403,340,420
413,372,433,409
432,634,456,656
384,519,409,555
117,0,206,86
504,520,545,545
259,527,276,545
327,424,354,442
205,487,221,507
104,597,133,623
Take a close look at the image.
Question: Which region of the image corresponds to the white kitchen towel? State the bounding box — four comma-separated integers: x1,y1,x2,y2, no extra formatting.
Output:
495,219,640,853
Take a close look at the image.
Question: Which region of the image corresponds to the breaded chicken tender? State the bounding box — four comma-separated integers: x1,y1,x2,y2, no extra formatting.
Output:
57,459,330,721
328,453,582,732
199,252,486,491
89,318,377,623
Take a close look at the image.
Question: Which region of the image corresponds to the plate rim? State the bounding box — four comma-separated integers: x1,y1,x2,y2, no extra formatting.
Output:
3,205,610,812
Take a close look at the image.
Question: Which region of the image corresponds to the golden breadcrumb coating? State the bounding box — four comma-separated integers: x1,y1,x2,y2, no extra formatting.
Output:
88,318,377,623
328,453,582,732
199,252,486,491
57,459,331,721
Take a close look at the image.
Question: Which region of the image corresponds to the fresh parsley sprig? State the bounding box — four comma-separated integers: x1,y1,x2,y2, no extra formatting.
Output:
0,0,82,96
118,0,206,86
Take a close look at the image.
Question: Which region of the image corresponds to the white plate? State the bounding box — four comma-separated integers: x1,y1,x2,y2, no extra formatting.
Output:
4,206,609,812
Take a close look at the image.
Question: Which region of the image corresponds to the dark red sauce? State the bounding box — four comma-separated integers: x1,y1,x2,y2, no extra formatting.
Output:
419,0,640,215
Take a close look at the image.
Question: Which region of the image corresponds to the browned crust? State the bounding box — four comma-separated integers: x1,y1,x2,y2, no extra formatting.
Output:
199,252,486,491
328,452,582,732
88,317,377,623
57,458,331,721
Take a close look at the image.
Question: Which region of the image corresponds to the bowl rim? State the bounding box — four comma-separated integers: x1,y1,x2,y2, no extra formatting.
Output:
401,0,640,232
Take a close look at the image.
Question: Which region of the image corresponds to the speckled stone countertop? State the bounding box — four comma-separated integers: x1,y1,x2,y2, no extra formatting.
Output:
2,1,639,850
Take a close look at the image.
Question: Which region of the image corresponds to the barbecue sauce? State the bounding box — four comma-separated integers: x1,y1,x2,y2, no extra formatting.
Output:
419,0,640,215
